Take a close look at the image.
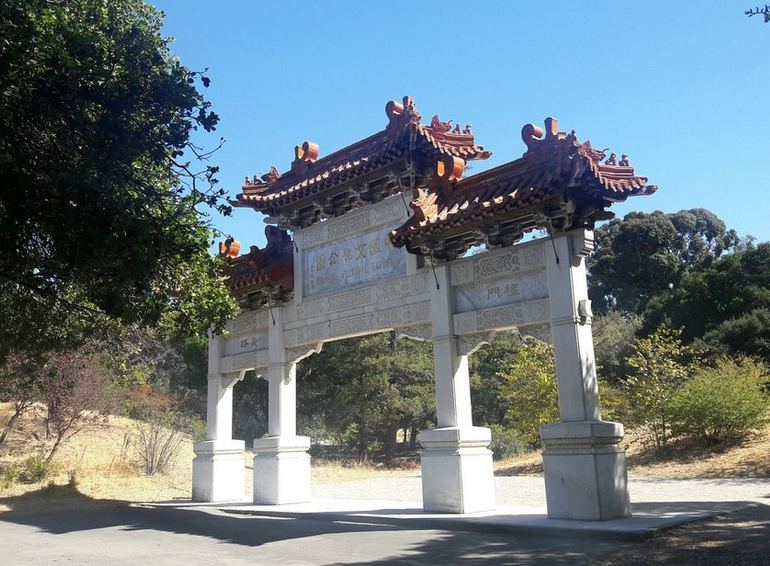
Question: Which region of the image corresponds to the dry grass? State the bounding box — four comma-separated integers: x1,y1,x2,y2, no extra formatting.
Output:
311,459,419,484
4,401,770,514
494,424,770,479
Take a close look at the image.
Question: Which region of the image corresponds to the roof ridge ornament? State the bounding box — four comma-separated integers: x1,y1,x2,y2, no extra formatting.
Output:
385,95,422,127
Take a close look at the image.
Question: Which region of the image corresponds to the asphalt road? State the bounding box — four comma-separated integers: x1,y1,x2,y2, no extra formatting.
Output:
0,505,621,565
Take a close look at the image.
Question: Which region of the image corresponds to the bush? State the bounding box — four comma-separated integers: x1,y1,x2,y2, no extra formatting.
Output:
0,465,20,491
670,357,769,444
623,326,697,448
488,424,528,460
133,409,186,475
498,339,559,446
20,455,49,483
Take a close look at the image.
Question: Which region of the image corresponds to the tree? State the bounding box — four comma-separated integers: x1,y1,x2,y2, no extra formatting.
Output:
498,339,559,445
41,350,116,464
0,354,41,446
591,312,641,385
470,331,524,426
643,243,770,350
623,326,698,448
0,0,236,362
589,209,739,315
297,333,434,461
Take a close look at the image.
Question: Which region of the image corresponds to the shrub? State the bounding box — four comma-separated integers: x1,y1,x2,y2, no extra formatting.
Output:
132,409,186,475
498,339,559,445
20,455,49,483
0,465,20,491
488,424,528,460
670,357,769,443
623,326,698,448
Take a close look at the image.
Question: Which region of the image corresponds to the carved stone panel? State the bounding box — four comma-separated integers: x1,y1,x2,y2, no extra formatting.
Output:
286,300,432,346
449,240,546,286
223,331,269,356
454,270,547,314
220,349,269,373
453,298,550,334
303,226,406,297
225,309,270,335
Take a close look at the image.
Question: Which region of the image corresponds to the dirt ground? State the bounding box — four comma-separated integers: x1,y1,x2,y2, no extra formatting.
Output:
591,503,770,565
3,402,770,512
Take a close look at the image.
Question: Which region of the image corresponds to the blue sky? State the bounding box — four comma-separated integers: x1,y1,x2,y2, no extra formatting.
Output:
152,1,770,249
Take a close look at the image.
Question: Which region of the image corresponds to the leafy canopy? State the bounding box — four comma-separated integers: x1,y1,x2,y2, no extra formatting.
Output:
0,0,236,359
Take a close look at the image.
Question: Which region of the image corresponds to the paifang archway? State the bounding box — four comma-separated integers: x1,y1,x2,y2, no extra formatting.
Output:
192,97,656,520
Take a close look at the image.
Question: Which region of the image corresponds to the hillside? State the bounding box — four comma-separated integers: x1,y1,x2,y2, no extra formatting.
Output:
2,402,770,513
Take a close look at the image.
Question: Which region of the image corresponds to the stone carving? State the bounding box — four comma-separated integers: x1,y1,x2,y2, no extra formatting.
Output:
328,288,372,311
286,343,323,366
303,224,406,297
454,270,547,314
223,331,268,356
375,271,429,302
453,298,550,334
457,332,497,357
375,301,430,328
220,350,269,373
520,323,552,344
298,195,406,249
225,309,269,334
329,314,374,338
450,241,545,286
221,369,246,389
397,324,432,342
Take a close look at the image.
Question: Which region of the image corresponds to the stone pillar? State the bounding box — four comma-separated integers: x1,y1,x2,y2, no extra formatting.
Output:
192,331,246,502
252,305,311,504
420,264,496,514
540,228,630,520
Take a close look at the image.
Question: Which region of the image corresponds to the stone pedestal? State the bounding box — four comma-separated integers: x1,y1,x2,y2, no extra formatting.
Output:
540,420,630,520
192,439,245,502
252,435,311,505
419,426,496,514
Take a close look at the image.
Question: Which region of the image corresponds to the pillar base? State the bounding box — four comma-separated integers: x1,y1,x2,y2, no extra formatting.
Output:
192,439,245,502
419,426,496,514
540,420,631,520
252,435,311,505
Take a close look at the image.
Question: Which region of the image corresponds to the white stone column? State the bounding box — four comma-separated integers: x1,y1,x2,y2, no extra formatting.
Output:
419,264,496,514
252,305,311,504
192,331,246,502
540,228,630,520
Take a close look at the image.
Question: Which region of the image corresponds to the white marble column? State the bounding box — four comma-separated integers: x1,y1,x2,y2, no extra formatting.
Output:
540,228,631,520
419,264,496,514
252,305,311,504
192,331,246,502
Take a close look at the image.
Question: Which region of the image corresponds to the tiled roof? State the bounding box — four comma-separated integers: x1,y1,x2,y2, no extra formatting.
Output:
390,117,657,249
220,226,294,297
231,96,491,214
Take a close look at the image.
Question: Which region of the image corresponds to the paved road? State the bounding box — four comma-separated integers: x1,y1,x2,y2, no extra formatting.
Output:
0,505,620,565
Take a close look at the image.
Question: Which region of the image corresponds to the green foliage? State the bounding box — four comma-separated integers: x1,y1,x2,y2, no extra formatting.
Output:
644,243,770,346
488,424,527,460
0,465,20,491
297,332,434,460
498,339,559,445
589,209,738,315
623,326,698,447
702,308,770,361
470,331,523,426
670,357,770,443
592,313,641,385
0,0,236,362
20,455,49,483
